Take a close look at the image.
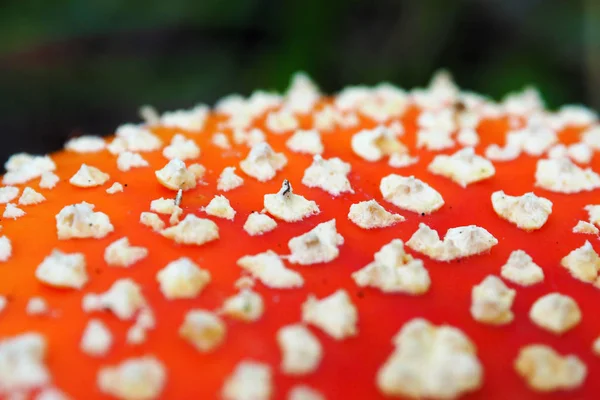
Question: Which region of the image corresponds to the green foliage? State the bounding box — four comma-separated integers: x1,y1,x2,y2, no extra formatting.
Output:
0,0,594,158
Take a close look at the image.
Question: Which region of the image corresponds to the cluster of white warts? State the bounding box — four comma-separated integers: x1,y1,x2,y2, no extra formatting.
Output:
0,71,599,399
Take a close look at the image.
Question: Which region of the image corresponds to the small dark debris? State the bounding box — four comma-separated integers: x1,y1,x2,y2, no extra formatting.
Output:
357,291,365,299
421,212,425,216
282,179,291,196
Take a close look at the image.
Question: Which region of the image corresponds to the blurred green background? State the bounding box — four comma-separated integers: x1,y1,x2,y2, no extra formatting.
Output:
0,0,598,162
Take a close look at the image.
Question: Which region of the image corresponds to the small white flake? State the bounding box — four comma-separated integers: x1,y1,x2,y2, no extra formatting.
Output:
222,361,273,400
150,197,180,215
502,87,544,116
138,105,159,124
243,212,277,236
106,182,124,194
348,200,404,229
457,128,480,147
216,90,282,120
352,239,430,294
337,83,408,122
265,109,299,133
573,220,599,235
387,120,405,136
568,142,593,164
0,186,19,204
560,241,600,284
286,129,324,155
593,336,600,356
470,275,516,325
0,333,50,394
233,128,266,147
156,257,211,299
406,223,498,262
35,249,88,289
548,143,568,159
221,289,264,322
515,344,586,392
203,195,236,220
162,134,200,160
126,325,147,346
416,128,454,152
139,212,165,232
161,214,219,245
97,356,166,400
377,318,483,399
65,136,106,153
237,250,304,289
116,151,149,172
126,308,155,346
212,132,231,149
284,72,320,114
500,250,544,286
39,172,59,189
69,164,110,188
155,159,197,191
3,153,56,185
584,204,600,226
108,124,162,154
302,155,353,196
80,319,113,357
277,324,322,375
240,142,287,182
56,202,114,239
179,309,226,352
35,387,71,400
380,174,444,214
428,147,495,187
234,276,255,290
217,167,244,192
535,158,600,193
313,106,358,131
159,104,209,132
351,126,406,162
485,143,521,162
104,237,148,268
491,191,552,231
388,153,419,168
529,293,581,334
302,289,357,340
0,236,12,262
288,219,344,265
582,125,600,150
288,386,324,400
3,203,25,220
264,180,319,222
17,187,45,206
82,279,146,320
556,104,597,126
506,124,557,156
416,109,455,151
188,163,205,180
26,297,48,316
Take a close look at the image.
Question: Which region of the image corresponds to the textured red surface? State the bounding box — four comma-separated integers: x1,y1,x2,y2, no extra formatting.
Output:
0,105,598,399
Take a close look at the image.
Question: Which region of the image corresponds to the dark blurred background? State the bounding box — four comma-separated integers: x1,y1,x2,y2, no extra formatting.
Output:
0,0,598,163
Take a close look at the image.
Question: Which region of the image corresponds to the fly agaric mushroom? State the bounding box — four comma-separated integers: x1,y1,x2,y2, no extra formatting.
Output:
0,71,599,399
